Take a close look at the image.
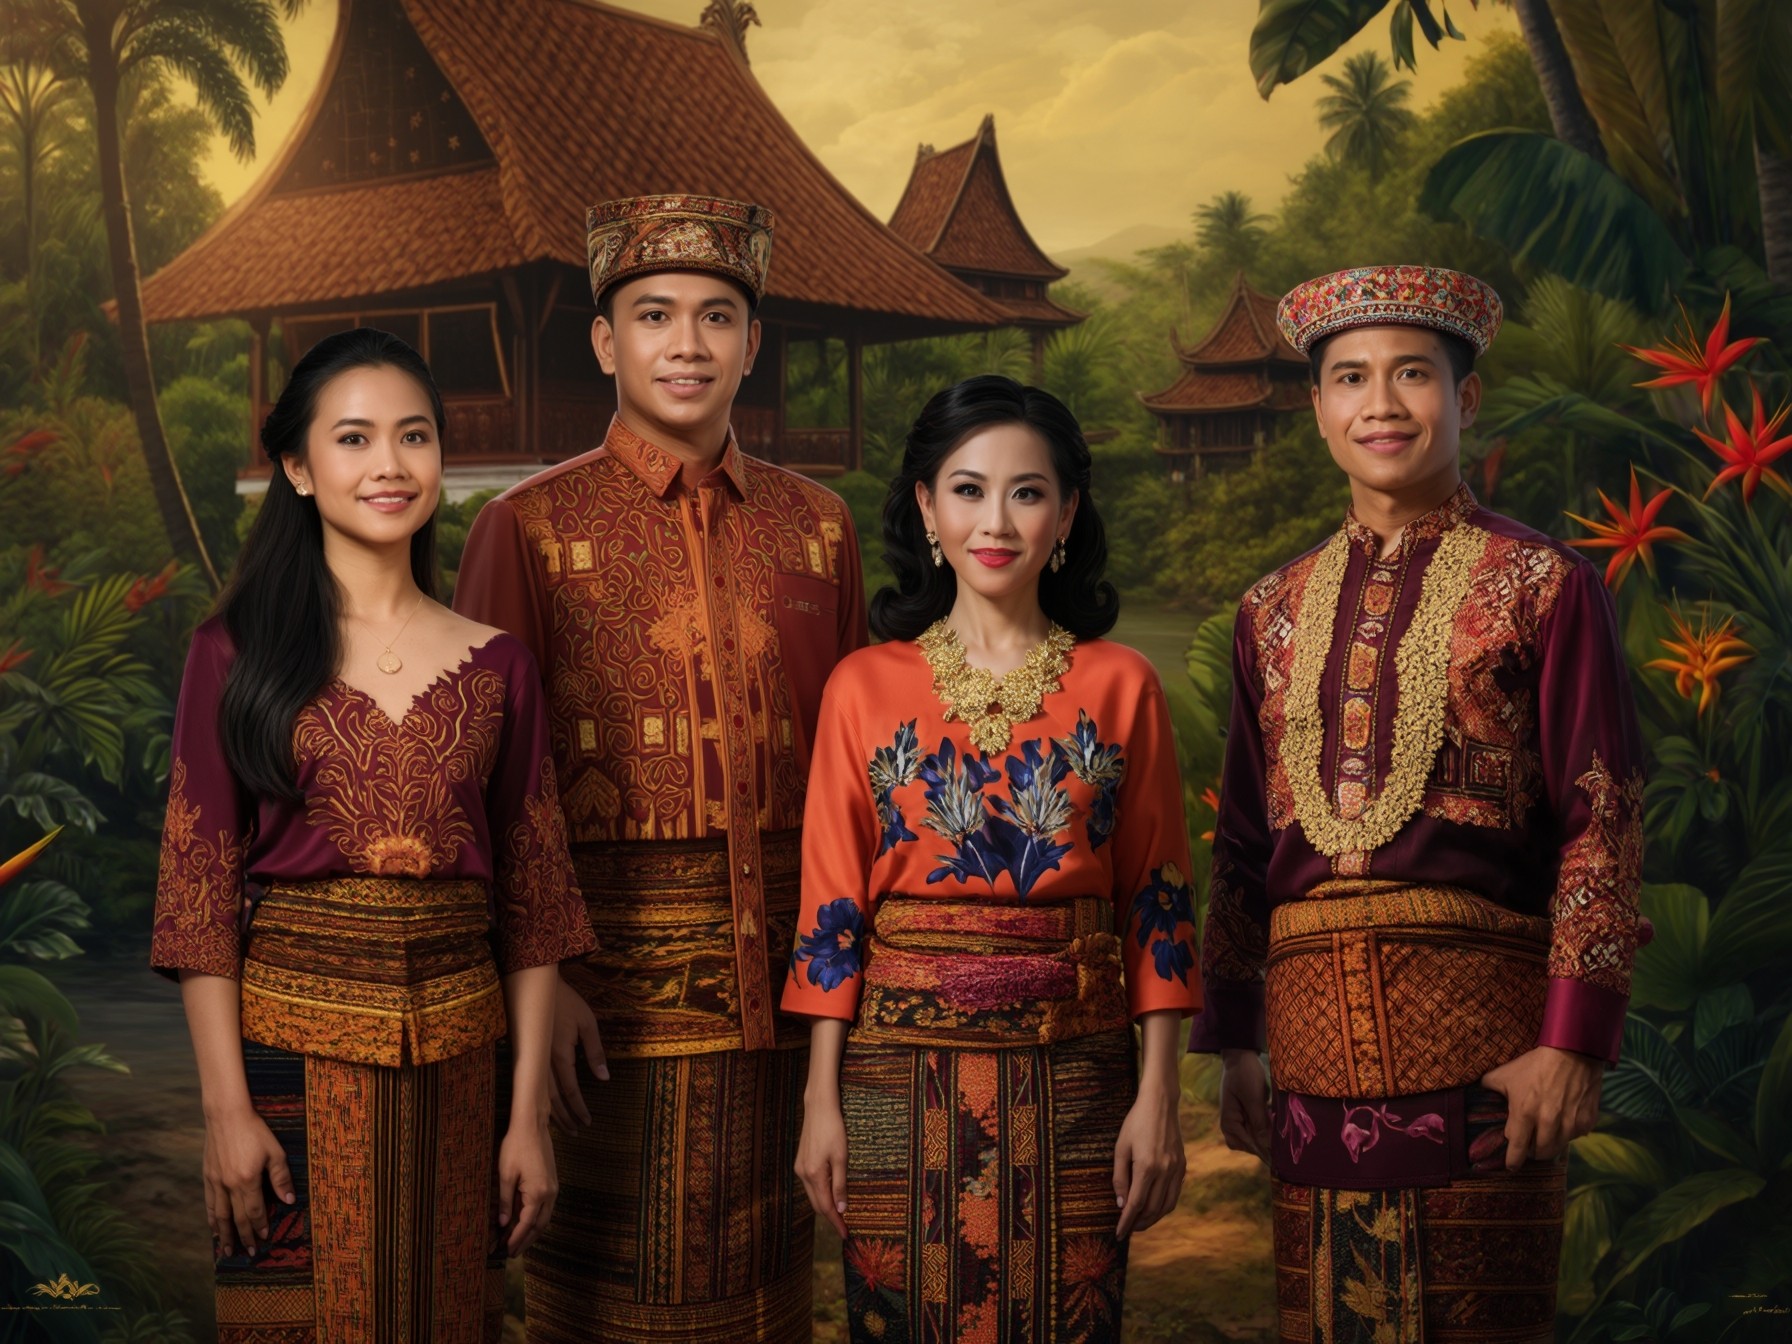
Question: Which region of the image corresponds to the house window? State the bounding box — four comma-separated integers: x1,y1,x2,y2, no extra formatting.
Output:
278,305,507,398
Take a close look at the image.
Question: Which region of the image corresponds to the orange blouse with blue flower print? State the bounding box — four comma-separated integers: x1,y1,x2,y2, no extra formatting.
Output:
780,636,1203,1022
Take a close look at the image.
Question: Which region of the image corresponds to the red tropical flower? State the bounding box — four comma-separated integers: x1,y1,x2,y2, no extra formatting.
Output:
23,546,70,596
1694,382,1792,503
1565,466,1691,590
2,428,56,479
124,559,181,613
844,1237,904,1295
1622,294,1761,413
1645,606,1753,716
1197,784,1220,843
0,641,31,674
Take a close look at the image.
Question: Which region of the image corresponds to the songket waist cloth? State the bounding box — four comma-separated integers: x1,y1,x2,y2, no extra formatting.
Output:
854,894,1129,1048
240,876,505,1068
1265,880,1549,1188
567,830,806,1058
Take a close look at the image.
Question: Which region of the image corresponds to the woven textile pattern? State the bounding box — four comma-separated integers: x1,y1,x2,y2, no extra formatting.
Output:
239,878,505,1068
523,1048,813,1343
839,1031,1135,1343
1265,885,1549,1097
215,1042,503,1343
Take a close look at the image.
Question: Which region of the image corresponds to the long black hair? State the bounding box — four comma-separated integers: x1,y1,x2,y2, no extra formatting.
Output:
870,375,1118,642
217,328,446,800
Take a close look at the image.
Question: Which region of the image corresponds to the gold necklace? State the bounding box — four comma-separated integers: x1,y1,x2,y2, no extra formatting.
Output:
368,593,426,675
1282,523,1487,855
917,619,1075,755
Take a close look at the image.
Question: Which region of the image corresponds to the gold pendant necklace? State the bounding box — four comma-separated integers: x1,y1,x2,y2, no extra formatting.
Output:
1283,523,1487,855
917,619,1075,756
371,593,426,675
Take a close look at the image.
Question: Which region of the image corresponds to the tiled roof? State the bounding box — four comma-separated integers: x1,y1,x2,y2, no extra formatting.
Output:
888,115,1066,281
1141,368,1283,413
991,292,1084,328
139,0,1003,331
1180,273,1304,367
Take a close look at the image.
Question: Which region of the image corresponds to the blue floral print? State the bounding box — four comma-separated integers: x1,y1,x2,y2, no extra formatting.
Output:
869,720,923,856
1130,862,1196,983
794,897,867,991
1057,711,1126,848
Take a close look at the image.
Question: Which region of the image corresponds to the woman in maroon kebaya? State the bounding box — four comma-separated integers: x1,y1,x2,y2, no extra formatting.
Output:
151,329,594,1342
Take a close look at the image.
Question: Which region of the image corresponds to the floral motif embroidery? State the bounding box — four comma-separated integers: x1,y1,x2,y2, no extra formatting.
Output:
1280,1092,1317,1163
869,720,922,856
1551,751,1645,992
794,896,866,990
1130,861,1196,982
494,757,590,972
151,759,246,977
1061,1234,1123,1331
1057,711,1125,848
922,736,1074,898
1341,1101,1446,1162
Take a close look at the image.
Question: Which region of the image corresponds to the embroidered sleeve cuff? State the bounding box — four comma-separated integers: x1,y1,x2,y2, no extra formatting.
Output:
149,929,243,982
1537,976,1627,1063
1186,980,1265,1054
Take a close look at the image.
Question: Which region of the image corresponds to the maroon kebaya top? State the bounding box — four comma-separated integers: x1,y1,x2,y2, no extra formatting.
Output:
1190,485,1647,1063
150,618,595,980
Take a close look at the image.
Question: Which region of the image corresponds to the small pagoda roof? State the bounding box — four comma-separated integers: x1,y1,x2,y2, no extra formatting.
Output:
138,0,1005,338
889,114,1068,284
1175,272,1304,367
1138,367,1309,415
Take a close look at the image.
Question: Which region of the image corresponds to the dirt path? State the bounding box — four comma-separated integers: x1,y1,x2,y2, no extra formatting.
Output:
57,953,1275,1340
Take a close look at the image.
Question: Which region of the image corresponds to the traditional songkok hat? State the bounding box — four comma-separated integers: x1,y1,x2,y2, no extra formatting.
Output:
1276,264,1503,356
585,193,774,307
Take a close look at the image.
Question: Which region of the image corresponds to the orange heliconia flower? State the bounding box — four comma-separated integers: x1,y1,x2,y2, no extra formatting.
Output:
1644,607,1753,716
1565,466,1691,590
124,559,181,613
1622,295,1761,414
1198,784,1220,843
23,545,70,597
1694,383,1792,503
0,826,62,888
0,640,32,675
2,428,56,479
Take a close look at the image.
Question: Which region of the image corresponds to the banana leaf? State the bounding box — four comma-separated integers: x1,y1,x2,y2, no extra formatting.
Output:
1249,0,1392,96
1420,130,1690,312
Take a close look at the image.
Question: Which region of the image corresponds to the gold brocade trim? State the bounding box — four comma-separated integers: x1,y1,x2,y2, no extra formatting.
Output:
1285,523,1488,856
916,620,1075,756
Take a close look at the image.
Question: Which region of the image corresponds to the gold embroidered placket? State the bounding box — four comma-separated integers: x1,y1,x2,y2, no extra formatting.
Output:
1284,523,1488,856
916,620,1075,755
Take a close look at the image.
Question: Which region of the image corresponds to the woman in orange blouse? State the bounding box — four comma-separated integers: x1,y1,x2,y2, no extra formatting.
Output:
151,329,595,1342
785,375,1201,1342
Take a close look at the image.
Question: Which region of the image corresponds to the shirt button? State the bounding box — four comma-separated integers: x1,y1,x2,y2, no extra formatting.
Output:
741,862,752,878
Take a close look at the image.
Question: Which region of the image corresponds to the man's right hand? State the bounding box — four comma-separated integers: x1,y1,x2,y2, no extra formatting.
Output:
548,975,609,1129
1218,1048,1272,1164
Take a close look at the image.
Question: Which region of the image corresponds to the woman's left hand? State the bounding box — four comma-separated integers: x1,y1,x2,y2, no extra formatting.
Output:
497,1114,558,1256
1112,1080,1185,1239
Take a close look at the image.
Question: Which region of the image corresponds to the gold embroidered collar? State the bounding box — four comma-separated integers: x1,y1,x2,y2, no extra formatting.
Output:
917,620,1075,756
1284,514,1488,856
1342,481,1479,554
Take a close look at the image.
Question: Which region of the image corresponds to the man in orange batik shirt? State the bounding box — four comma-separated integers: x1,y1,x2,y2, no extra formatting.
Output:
455,194,867,1344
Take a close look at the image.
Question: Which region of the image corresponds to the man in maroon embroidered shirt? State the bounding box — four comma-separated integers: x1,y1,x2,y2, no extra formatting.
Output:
1190,264,1646,1339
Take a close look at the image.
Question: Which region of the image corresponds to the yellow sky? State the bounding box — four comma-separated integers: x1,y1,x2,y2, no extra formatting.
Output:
199,0,1519,255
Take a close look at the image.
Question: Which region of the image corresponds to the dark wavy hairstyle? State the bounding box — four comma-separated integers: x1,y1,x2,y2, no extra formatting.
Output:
217,328,445,801
870,375,1118,642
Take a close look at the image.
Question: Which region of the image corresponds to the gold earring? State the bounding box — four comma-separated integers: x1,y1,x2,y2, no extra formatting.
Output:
926,530,943,568
295,482,310,497
1051,538,1066,573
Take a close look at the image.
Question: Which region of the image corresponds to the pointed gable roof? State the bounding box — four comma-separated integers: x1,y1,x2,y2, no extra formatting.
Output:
1140,274,1308,415
888,115,1067,281
138,0,1003,336
1176,272,1304,367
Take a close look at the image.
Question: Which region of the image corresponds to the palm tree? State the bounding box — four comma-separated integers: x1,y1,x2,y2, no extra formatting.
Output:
21,0,306,592
1316,50,1415,180
1192,191,1271,275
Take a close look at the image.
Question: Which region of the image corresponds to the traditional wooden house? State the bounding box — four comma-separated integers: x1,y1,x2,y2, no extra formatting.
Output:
1140,273,1308,482
136,0,1010,487
887,114,1082,379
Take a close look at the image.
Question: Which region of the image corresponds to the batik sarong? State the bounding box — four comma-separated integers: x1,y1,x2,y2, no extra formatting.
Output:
215,1041,506,1344
215,877,513,1343
1265,882,1565,1343
522,834,812,1344
837,895,1138,1344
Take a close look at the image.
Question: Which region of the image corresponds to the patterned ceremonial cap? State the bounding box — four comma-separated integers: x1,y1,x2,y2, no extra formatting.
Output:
1276,264,1503,356
586,193,774,306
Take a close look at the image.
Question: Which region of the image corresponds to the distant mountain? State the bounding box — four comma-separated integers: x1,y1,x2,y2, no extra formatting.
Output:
1052,223,1187,269
1050,224,1187,302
